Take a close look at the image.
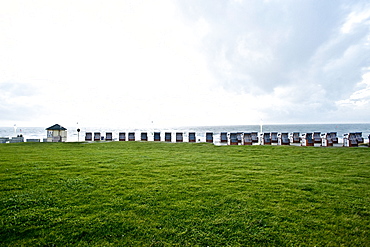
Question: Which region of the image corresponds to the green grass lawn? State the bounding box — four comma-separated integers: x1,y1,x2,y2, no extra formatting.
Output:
1,141,369,246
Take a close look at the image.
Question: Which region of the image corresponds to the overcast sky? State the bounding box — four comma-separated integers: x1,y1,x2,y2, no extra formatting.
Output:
1,0,370,128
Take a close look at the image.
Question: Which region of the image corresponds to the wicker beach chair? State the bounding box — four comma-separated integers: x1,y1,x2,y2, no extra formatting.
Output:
220,132,228,143
243,133,252,145
230,133,238,145
280,133,290,145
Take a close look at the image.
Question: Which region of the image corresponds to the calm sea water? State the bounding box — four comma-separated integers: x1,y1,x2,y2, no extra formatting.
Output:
1,123,369,143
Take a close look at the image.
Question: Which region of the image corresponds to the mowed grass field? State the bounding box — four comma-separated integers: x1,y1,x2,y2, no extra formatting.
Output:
0,141,369,246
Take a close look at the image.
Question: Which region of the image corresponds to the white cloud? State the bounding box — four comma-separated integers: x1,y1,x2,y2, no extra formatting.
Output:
341,7,370,34
1,0,370,127
336,69,370,107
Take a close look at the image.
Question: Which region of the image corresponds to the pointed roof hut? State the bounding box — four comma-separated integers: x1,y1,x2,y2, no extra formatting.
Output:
46,124,67,142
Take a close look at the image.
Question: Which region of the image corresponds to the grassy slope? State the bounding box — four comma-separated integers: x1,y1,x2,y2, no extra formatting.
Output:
0,142,369,246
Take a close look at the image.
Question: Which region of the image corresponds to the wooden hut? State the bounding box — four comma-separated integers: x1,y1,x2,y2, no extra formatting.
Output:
46,124,67,142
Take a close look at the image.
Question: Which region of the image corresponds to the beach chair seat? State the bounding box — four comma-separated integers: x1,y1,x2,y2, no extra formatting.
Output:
280,133,290,145
165,132,172,142
176,132,183,142
355,132,364,143
330,132,338,144
263,133,271,145
94,132,101,141
321,133,333,147
106,132,113,141
188,132,196,142
251,132,259,143
230,133,238,145
154,132,161,141
85,132,92,141
128,132,135,141
291,132,301,143
243,133,252,145
348,133,358,147
119,132,126,141
313,132,321,143
301,133,314,146
271,132,278,143
220,132,228,143
141,132,148,141
237,132,243,143
206,132,213,143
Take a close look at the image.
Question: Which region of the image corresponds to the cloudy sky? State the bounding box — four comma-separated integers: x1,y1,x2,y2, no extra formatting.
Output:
1,0,370,128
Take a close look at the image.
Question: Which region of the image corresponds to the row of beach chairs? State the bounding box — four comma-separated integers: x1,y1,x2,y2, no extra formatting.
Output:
84,131,367,147
85,132,211,143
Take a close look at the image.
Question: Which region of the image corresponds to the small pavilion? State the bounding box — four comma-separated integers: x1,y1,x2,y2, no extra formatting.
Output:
46,124,67,142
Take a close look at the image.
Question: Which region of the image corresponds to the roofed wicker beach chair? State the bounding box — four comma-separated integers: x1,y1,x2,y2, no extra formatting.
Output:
262,133,271,145
321,133,333,147
271,132,278,144
188,132,196,142
176,132,183,142
220,132,228,143
206,132,213,143
85,132,92,141
165,132,171,142
291,132,301,143
237,132,243,144
313,132,321,144
355,132,364,144
230,133,238,145
330,132,338,144
128,132,135,141
243,133,252,145
280,132,290,145
106,132,113,141
94,132,101,141
119,132,126,141
302,133,314,146
154,132,161,141
251,132,259,144
343,133,358,147
141,132,148,141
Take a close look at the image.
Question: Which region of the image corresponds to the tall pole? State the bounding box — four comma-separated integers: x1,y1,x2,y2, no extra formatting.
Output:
77,122,80,142
260,119,263,145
